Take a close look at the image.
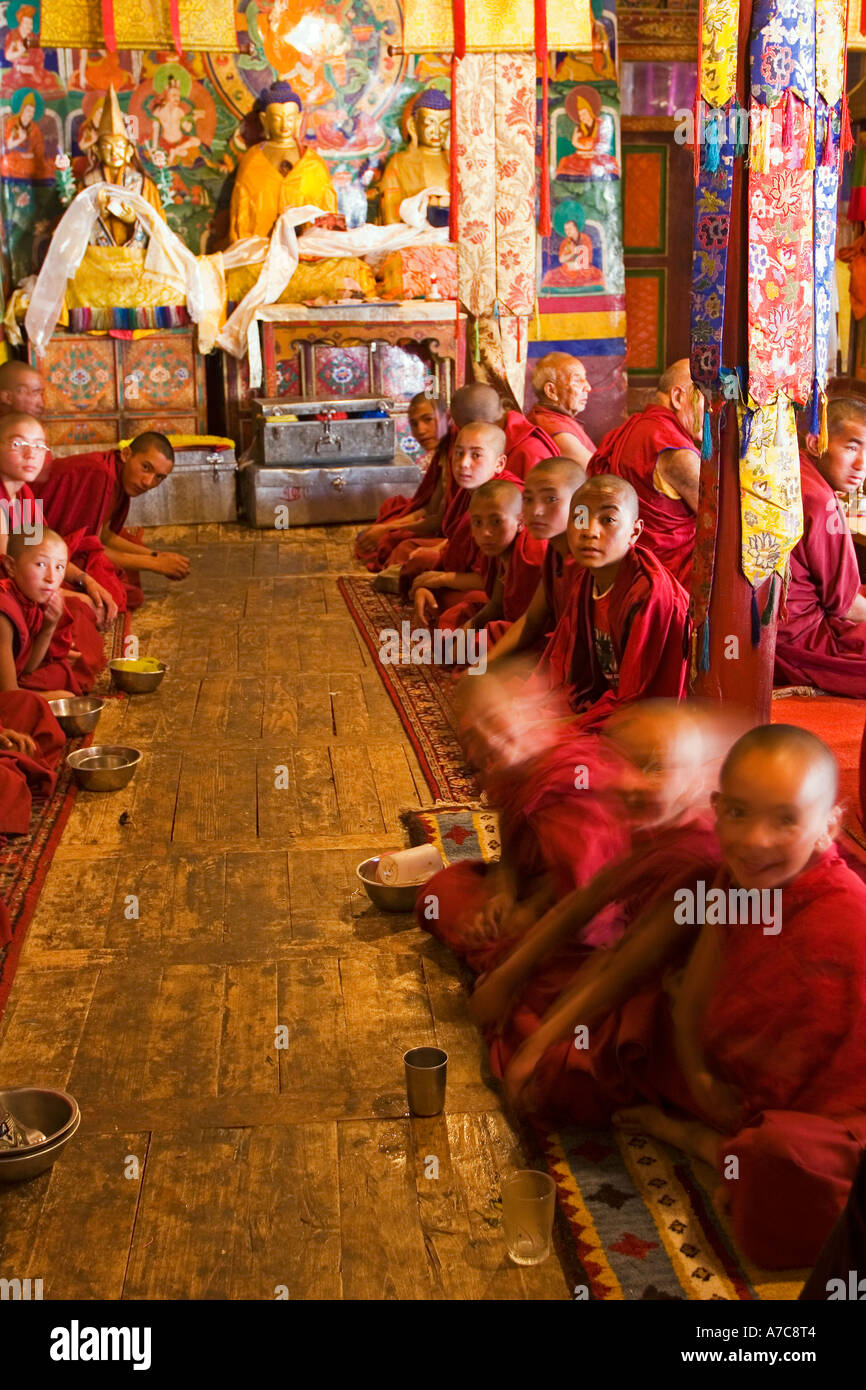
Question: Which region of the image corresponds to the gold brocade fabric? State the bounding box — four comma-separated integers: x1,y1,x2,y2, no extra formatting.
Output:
816,0,845,105
738,394,803,588
225,258,378,305
41,0,237,51
402,0,591,51
700,0,739,107
66,245,184,310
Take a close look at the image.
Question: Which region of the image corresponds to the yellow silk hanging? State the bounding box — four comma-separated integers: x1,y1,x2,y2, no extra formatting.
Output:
738,393,804,588
700,0,740,108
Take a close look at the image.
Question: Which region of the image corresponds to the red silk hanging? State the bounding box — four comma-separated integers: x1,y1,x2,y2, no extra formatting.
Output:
535,0,551,236
450,0,466,242
101,0,117,52
170,0,183,55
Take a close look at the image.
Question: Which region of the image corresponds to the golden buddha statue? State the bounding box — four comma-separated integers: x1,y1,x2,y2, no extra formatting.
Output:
226,81,376,304
378,89,451,226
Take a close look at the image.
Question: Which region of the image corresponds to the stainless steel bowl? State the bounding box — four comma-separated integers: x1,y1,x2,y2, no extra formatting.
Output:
66,745,141,792
48,695,104,737
109,659,167,694
356,856,425,912
0,1086,80,1182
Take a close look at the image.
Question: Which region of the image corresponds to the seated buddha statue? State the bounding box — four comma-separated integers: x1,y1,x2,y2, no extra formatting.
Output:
378,89,450,226
65,84,183,314
226,81,377,304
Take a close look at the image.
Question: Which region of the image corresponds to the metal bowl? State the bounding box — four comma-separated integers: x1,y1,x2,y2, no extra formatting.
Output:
66,745,141,792
48,695,104,737
356,857,425,912
0,1086,80,1182
109,659,167,694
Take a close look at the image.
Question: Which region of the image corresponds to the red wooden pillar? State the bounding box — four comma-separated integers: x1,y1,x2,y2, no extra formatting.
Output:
691,0,775,721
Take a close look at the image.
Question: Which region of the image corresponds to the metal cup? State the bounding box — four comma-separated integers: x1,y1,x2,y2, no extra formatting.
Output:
403,1046,448,1116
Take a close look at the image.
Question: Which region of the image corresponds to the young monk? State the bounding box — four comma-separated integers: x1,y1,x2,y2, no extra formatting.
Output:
33,431,190,611
0,688,65,834
485,456,586,668
436,480,546,642
527,352,595,467
538,475,690,727
0,529,102,699
355,393,449,570
416,673,630,973
501,725,866,1270
587,358,702,585
408,422,523,619
774,380,866,695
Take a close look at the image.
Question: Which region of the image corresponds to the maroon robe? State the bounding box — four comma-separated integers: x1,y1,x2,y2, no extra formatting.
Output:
33,449,142,611
527,402,594,456
0,688,65,835
356,429,455,571
537,544,690,729
519,845,866,1268
437,530,547,637
502,410,557,480
542,544,579,628
399,468,524,591
0,578,103,696
587,404,698,586
774,454,866,695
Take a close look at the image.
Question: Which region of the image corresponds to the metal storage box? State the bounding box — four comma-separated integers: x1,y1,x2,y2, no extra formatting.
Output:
239,454,422,528
253,396,395,466
125,445,238,526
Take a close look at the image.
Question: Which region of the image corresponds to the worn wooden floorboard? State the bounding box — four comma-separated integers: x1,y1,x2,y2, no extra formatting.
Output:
0,522,569,1302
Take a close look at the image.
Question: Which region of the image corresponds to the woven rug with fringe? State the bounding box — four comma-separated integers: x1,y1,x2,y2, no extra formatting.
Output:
0,612,127,1020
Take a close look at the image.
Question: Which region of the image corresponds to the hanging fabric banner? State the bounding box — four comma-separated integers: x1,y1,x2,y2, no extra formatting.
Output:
749,0,816,106
738,394,804,590
690,120,735,390
700,0,740,107
41,0,237,51
455,52,497,318
403,0,592,52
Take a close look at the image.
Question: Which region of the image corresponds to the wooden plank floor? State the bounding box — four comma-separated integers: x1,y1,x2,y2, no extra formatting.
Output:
0,522,569,1301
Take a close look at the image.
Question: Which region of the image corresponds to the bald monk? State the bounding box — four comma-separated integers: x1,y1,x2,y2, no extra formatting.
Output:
436,480,546,642
416,676,630,973
0,360,45,418
355,393,449,570
502,726,866,1269
0,687,65,834
33,431,190,612
486,456,586,668
0,529,102,699
527,353,595,467
775,382,866,695
587,359,702,586
538,475,690,728
410,423,523,622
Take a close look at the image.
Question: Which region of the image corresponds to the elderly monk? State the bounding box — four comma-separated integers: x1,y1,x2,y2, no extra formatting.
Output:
0,361,45,418
527,353,594,467
775,379,866,696
587,359,702,586
378,89,451,225
33,432,189,612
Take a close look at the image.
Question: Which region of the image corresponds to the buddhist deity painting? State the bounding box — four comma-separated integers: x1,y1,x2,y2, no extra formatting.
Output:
1,0,63,95
553,85,620,182
541,199,605,291
555,0,617,84
69,47,137,93
130,64,218,170
0,86,55,180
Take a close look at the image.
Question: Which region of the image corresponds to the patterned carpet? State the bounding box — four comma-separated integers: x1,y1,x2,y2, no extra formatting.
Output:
343,573,807,1300
0,613,127,1019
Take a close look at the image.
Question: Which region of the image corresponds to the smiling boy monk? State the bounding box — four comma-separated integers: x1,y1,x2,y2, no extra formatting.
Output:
0,529,100,700
485,456,586,668
33,431,189,612
538,475,689,728
502,725,866,1269
775,380,866,694
435,480,546,640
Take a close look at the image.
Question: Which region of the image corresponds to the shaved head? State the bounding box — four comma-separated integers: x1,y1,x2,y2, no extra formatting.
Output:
657,359,693,397
470,478,522,513
721,724,838,807
527,455,587,492
450,383,503,429
6,526,66,561
456,421,506,455
0,410,44,438
0,361,44,417
572,473,639,523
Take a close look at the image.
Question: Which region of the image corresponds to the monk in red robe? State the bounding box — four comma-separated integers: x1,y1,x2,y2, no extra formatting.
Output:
537,475,690,729
436,480,546,643
503,725,866,1270
0,361,46,419
0,688,65,835
775,384,866,695
407,423,523,617
527,352,595,467
0,530,103,699
587,358,702,586
354,393,449,570
34,432,190,612
486,457,586,669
